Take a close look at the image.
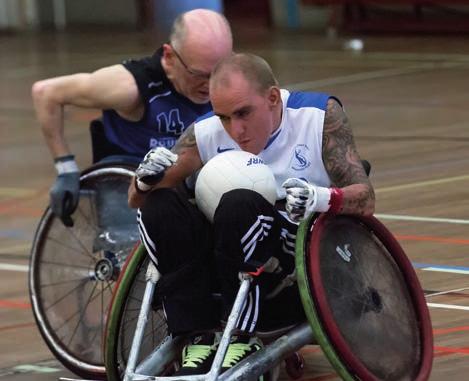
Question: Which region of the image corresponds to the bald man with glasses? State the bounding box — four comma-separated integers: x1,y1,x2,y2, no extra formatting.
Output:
32,9,233,226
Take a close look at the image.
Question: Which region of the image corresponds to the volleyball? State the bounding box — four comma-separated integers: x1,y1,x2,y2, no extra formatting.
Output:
195,150,277,221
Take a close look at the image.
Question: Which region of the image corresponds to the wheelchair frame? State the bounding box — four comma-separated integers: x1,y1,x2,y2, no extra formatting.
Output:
97,212,433,381
117,258,314,381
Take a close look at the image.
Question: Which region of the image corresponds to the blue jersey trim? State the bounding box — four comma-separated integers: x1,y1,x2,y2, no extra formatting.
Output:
195,111,215,123
264,126,283,150
287,92,331,111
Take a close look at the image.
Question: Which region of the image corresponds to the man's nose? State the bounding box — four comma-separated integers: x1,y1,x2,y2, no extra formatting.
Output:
231,119,245,139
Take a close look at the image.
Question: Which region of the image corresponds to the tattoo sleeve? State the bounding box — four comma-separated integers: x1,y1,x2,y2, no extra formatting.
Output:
172,123,197,154
322,98,375,213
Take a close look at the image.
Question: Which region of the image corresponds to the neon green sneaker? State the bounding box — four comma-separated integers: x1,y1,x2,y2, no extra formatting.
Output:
221,336,263,375
173,333,218,376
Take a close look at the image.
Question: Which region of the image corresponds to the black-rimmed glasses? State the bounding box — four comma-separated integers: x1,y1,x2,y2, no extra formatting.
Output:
171,45,211,80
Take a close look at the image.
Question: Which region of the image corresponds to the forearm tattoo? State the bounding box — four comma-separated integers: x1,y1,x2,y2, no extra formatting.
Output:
322,98,375,211
172,123,197,154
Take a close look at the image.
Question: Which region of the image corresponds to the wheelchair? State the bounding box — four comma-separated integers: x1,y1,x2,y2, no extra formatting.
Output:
101,212,434,381
29,120,143,379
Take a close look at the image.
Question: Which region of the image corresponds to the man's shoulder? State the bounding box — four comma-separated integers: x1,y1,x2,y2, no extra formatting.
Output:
194,112,224,137
194,111,223,133
122,49,172,101
286,91,331,112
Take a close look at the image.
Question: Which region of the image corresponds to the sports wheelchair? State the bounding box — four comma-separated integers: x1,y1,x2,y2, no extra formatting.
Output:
29,120,142,379
101,212,434,381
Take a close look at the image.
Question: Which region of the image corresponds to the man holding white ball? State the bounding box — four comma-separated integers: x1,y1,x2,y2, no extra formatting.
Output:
129,53,375,375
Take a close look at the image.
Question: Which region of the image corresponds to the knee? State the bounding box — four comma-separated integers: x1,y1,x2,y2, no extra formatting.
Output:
139,188,179,227
216,189,264,216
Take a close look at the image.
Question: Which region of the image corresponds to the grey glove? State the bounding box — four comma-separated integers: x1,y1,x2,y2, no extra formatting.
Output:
135,147,178,190
50,171,80,227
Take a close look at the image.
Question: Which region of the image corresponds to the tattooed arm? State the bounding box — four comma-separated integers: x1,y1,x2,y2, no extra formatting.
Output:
322,98,375,215
128,124,203,208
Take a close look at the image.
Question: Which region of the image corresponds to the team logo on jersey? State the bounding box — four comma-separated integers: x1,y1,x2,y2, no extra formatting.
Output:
149,137,176,149
291,144,311,170
246,157,265,166
217,146,234,153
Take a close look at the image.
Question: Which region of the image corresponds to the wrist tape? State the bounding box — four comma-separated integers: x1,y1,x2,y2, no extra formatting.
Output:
54,155,79,175
135,177,151,193
314,186,344,214
328,187,344,214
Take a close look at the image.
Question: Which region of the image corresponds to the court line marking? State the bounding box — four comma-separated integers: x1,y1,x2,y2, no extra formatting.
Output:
375,174,469,194
424,268,469,275
433,326,469,335
414,263,469,272
12,364,60,374
375,213,469,225
0,243,31,254
434,345,469,355
0,187,37,197
0,322,35,332
426,288,469,298
285,61,467,90
274,49,469,63
0,263,29,272
0,300,31,310
427,303,469,311
395,234,469,245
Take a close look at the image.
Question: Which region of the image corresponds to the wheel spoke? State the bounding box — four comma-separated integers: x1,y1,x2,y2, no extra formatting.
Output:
40,259,91,270
66,282,100,347
40,277,90,288
44,279,89,311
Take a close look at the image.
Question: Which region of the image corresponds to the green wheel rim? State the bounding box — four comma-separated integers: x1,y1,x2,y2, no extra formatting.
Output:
104,244,147,381
295,214,356,381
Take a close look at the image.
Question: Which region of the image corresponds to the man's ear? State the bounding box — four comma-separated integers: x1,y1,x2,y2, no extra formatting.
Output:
162,43,174,63
267,86,281,108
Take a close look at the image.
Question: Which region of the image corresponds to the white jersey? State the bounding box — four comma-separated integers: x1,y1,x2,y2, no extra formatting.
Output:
194,89,332,200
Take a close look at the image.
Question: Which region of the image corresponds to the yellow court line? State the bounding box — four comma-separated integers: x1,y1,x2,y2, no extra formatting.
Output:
376,174,469,194
0,187,36,198
0,243,31,254
1,175,469,198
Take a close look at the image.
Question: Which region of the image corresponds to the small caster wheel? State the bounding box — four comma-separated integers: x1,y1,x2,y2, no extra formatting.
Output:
285,352,305,379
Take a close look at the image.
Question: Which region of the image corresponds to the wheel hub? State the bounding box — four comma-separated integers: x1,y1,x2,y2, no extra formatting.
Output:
94,258,114,281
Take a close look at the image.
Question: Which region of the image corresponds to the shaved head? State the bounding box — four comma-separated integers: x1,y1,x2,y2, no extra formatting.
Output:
170,9,232,54
210,53,278,95
162,9,233,104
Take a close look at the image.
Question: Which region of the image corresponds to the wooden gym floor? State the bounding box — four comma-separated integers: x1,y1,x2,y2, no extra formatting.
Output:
0,24,468,380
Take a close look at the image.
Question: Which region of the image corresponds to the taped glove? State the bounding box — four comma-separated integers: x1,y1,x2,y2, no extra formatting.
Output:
281,178,343,222
50,155,80,227
135,147,178,191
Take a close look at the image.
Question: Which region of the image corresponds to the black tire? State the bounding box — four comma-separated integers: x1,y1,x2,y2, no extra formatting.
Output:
29,164,138,379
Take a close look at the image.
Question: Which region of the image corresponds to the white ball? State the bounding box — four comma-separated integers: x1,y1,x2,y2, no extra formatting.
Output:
195,151,277,222
344,38,364,51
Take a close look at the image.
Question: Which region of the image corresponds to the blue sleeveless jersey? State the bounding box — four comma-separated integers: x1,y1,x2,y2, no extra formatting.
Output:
102,49,211,158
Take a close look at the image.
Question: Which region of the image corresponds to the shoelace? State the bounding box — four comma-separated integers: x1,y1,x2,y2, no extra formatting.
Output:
222,343,258,368
182,345,214,368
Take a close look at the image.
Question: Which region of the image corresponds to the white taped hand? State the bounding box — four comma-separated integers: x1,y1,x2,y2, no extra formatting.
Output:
135,147,178,190
281,178,331,222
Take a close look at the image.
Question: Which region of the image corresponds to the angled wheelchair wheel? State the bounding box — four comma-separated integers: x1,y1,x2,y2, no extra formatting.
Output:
29,163,139,379
105,244,171,381
296,214,433,381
